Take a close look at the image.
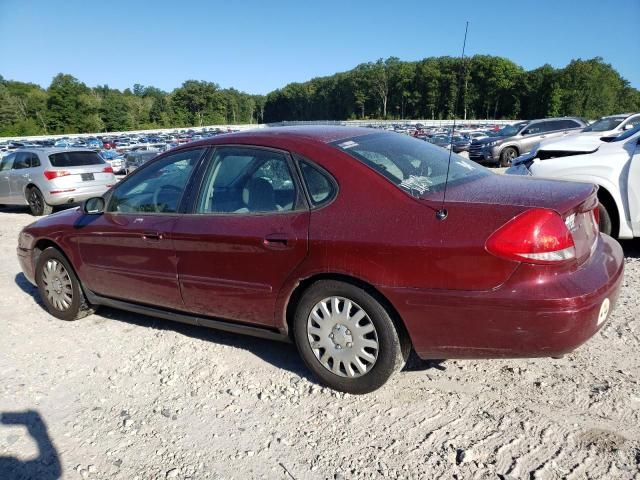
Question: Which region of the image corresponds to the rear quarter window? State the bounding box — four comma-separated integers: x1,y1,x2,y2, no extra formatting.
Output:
49,151,105,167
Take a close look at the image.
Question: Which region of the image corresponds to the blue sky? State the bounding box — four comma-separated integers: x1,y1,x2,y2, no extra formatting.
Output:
1,0,638,94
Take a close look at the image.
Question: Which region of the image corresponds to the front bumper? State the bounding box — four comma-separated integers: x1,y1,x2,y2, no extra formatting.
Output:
469,146,499,163
381,234,624,359
17,246,36,285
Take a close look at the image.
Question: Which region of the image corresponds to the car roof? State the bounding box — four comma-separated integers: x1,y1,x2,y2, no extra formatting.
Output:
172,126,379,152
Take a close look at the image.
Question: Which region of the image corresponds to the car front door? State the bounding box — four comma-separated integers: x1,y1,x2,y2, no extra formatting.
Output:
0,153,16,203
72,147,207,309
172,146,310,327
519,122,550,153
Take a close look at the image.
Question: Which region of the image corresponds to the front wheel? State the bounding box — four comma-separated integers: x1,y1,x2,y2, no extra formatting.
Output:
293,280,409,394
35,247,95,321
499,147,518,167
27,187,53,216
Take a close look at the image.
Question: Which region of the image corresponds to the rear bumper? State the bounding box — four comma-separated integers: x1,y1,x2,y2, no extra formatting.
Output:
43,184,112,206
381,234,624,359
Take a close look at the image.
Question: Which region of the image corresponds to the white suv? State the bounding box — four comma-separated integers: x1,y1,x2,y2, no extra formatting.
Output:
582,112,640,137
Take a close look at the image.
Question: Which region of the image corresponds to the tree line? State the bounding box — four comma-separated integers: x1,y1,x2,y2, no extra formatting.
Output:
1,55,638,137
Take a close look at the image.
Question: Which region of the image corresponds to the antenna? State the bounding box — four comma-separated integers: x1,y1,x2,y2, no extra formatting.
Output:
436,21,469,221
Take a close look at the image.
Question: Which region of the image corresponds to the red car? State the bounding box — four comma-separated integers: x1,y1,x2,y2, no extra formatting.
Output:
17,127,623,393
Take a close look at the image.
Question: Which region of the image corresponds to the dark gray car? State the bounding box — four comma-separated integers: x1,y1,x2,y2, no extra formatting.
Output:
469,117,587,167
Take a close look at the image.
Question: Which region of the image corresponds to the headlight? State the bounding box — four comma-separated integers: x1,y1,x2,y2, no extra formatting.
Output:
486,141,500,147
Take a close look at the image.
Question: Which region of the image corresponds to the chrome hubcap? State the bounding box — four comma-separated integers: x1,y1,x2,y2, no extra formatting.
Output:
307,296,379,378
42,259,73,311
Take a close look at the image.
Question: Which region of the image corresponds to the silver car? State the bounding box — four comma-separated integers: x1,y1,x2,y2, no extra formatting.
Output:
0,148,116,216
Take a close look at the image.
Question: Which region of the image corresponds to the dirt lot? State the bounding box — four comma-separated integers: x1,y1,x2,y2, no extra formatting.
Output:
1,206,639,480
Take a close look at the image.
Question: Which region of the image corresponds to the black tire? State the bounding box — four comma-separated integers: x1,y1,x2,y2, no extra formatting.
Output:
27,187,53,216
598,203,613,236
499,147,518,167
35,247,95,321
293,280,410,394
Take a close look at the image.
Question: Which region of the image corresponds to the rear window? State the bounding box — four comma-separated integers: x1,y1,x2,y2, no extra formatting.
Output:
332,132,488,197
49,151,105,167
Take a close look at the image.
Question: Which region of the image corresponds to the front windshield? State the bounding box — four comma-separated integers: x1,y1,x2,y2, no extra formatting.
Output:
495,123,525,137
610,124,640,142
583,117,625,132
332,132,488,197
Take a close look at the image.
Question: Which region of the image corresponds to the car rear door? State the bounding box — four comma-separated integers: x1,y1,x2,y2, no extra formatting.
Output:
0,153,15,202
72,147,207,309
172,146,310,327
8,152,37,203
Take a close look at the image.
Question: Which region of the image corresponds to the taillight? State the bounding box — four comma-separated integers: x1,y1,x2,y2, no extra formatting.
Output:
486,208,576,264
43,170,70,180
103,166,114,173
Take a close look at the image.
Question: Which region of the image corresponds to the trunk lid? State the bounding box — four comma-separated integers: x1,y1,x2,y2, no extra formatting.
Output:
441,174,599,266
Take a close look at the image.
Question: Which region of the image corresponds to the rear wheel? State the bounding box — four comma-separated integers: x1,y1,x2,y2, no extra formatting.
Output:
598,203,613,236
293,280,409,394
35,247,95,321
499,147,518,167
27,187,53,216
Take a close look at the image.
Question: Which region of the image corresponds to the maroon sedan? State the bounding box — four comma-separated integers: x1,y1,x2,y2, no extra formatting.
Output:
17,127,623,393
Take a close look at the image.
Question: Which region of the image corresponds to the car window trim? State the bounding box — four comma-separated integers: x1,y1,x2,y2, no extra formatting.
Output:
186,144,309,216
105,146,209,216
292,154,339,211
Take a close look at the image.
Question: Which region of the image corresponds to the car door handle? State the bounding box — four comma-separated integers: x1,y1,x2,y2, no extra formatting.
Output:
539,135,546,139
142,231,163,241
263,235,291,249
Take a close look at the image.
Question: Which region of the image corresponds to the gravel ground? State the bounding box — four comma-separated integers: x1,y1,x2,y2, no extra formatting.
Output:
0,206,639,480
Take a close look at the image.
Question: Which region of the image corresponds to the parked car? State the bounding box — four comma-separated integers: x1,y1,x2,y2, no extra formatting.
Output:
124,150,160,173
16,127,623,393
0,148,116,215
86,138,103,150
469,118,587,166
506,125,640,238
100,150,126,174
581,113,640,138
54,139,73,148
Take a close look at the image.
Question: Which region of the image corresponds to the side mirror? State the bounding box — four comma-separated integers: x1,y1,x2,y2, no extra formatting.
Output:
83,197,105,215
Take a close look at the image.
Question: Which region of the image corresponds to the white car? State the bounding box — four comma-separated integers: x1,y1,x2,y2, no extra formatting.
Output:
581,112,640,138
505,125,640,239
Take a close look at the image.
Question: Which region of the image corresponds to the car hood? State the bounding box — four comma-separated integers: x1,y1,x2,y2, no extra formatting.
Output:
473,136,506,145
539,135,603,153
441,172,595,214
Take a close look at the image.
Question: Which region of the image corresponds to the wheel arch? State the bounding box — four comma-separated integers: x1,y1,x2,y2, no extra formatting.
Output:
597,185,620,238
33,238,72,271
24,183,39,197
283,273,413,350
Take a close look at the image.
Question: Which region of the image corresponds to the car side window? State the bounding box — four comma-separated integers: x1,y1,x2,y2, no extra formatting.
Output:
0,153,15,171
627,116,640,130
558,119,580,130
196,147,296,214
107,148,204,214
13,152,31,170
523,124,544,135
29,153,41,168
299,161,336,206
